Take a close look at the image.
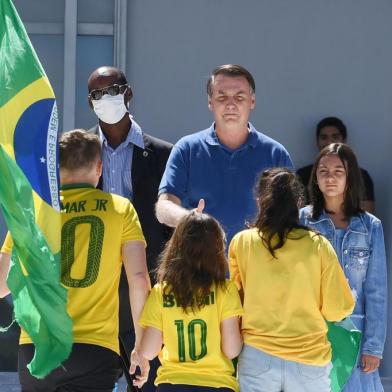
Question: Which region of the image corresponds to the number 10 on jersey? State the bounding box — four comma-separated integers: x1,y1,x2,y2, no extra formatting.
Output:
174,319,207,362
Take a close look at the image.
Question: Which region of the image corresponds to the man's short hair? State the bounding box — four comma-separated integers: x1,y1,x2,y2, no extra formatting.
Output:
87,66,128,92
206,64,256,96
316,117,347,140
59,130,101,171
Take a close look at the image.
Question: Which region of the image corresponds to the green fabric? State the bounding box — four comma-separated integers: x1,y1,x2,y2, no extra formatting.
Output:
328,318,362,392
0,146,72,378
0,0,44,106
0,0,72,377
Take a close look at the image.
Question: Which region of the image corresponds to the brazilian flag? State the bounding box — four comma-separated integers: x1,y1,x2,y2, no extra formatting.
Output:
0,0,72,378
328,318,362,392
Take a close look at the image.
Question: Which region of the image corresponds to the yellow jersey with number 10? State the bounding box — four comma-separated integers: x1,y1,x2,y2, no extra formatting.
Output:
140,280,242,391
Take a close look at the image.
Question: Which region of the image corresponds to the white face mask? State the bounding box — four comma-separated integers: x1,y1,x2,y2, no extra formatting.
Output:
92,94,128,124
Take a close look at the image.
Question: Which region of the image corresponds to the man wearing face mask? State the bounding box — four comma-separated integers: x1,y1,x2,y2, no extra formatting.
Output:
88,66,172,391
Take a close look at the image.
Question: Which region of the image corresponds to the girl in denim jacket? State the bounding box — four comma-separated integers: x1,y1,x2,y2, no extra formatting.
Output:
300,143,387,392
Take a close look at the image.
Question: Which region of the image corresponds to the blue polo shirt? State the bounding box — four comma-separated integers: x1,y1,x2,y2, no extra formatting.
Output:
159,123,293,243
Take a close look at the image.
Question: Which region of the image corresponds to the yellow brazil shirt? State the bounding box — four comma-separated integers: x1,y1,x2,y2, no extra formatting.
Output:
140,280,242,391
2,184,145,354
229,228,355,366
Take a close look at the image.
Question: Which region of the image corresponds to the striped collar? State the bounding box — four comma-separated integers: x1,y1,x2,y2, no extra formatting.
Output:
61,183,95,190
98,115,145,150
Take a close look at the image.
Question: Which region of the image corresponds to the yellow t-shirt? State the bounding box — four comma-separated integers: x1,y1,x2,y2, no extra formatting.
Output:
2,184,145,354
229,228,354,365
140,280,242,391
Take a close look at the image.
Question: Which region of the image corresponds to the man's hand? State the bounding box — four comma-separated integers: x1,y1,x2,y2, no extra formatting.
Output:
361,354,380,373
130,348,150,388
193,198,205,213
156,194,206,227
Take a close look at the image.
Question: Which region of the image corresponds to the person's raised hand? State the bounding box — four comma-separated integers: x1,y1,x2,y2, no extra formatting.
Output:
194,198,205,213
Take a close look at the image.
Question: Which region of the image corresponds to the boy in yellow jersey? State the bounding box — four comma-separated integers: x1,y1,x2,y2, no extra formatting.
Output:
0,130,151,391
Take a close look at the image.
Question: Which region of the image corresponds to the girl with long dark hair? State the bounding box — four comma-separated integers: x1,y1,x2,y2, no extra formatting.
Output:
230,168,354,392
300,143,387,392
139,212,243,392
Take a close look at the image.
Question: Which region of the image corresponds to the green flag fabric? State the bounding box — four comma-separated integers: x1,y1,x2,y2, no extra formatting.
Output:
0,0,72,378
328,318,362,392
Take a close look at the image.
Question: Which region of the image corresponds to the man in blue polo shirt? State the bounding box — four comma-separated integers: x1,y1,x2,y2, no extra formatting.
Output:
156,64,293,243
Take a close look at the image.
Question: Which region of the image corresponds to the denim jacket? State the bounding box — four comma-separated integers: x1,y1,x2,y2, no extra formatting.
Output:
300,206,388,358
